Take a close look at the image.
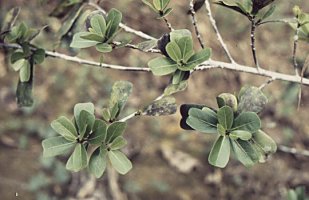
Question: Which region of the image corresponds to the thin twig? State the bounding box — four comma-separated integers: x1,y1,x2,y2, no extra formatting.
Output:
250,17,260,69
162,16,174,31
292,23,300,76
88,2,156,40
297,55,309,109
257,18,297,26
189,0,205,49
205,0,235,63
112,41,161,53
278,145,309,157
259,77,276,90
1,42,309,85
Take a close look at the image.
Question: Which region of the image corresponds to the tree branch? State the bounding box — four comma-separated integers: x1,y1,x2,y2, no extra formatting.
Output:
162,16,174,31
278,145,309,157
292,23,300,76
204,0,235,63
250,17,260,69
189,0,205,49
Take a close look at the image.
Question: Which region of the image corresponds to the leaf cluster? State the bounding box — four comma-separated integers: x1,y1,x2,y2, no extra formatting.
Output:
42,81,135,177
70,9,122,53
142,0,173,18
148,29,211,84
180,86,276,168
290,6,309,42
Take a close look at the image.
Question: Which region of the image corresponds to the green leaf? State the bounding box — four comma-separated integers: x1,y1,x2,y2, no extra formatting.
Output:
161,0,171,10
258,4,276,21
110,136,127,150
42,136,76,157
109,103,120,120
106,122,127,143
88,119,108,145
208,136,230,168
105,8,122,39
170,29,192,42
137,39,158,51
161,7,173,17
153,0,161,10
80,33,104,42
77,110,95,139
102,108,111,122
217,124,226,136
232,112,261,132
148,57,178,76
252,130,277,154
0,7,20,34
185,48,212,67
16,79,33,107
180,104,206,130
142,96,177,116
230,139,257,167
216,93,238,112
11,58,28,71
217,106,234,130
214,1,249,17
19,62,31,82
66,143,88,172
229,130,252,140
186,107,218,134
96,43,113,53
70,32,100,48
74,102,95,123
108,150,132,175
163,80,188,96
177,36,194,63
90,14,106,36
88,146,107,178
252,0,275,15
172,70,186,85
10,51,24,64
33,49,45,64
238,86,268,113
109,81,133,117
51,116,78,141
166,41,182,62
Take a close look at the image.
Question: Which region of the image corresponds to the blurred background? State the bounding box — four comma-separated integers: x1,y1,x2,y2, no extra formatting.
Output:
0,0,309,199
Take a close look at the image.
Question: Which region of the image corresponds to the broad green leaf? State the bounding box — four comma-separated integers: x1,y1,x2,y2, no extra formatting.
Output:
66,143,88,172
10,51,24,64
177,36,194,63
42,136,76,157
170,29,192,42
166,41,182,62
180,104,206,130
109,102,120,120
229,130,252,140
153,0,161,10
109,81,133,117
232,112,261,132
33,49,45,64
74,102,95,123
88,146,107,178
148,57,178,76
51,116,78,141
90,14,106,36
160,0,171,10
217,124,226,136
110,136,127,150
16,22,28,41
258,4,276,21
108,150,132,175
88,119,108,145
163,80,188,96
252,130,277,154
77,110,95,139
11,58,28,71
217,106,234,130
186,107,218,134
16,79,33,107
216,93,238,112
208,136,230,168
214,1,248,17
19,63,31,82
230,139,256,167
102,108,111,122
161,7,173,17
106,122,127,143
70,32,100,48
238,86,268,113
96,43,113,53
105,9,122,39
172,70,186,85
80,33,104,42
142,96,177,116
185,48,212,67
